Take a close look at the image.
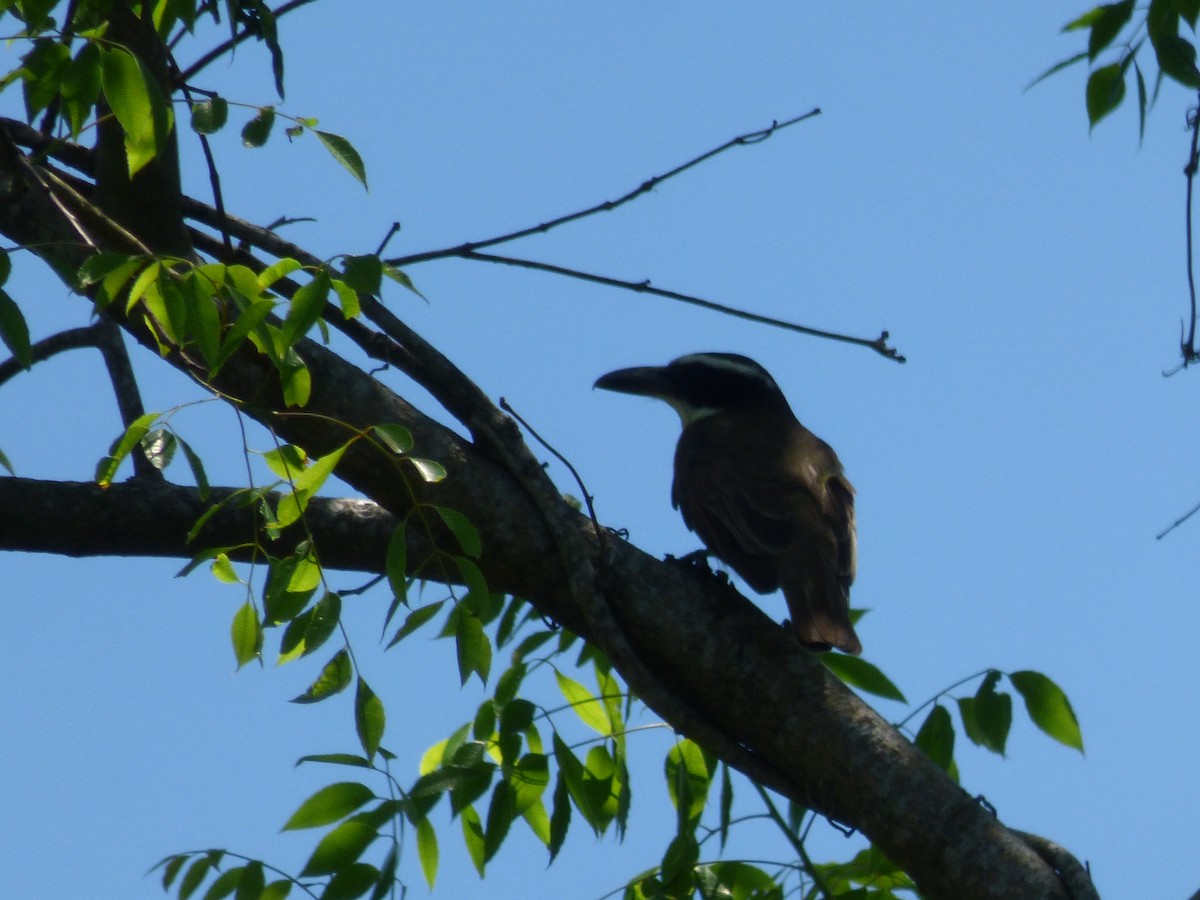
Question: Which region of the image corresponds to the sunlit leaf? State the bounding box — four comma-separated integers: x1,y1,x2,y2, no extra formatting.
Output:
416,817,438,888
555,671,611,735
95,411,159,486
461,805,486,876
299,820,376,877
316,130,368,188
355,676,386,760
291,647,353,703
231,600,262,669
283,782,376,831
821,653,907,702
100,46,173,175
1010,670,1084,752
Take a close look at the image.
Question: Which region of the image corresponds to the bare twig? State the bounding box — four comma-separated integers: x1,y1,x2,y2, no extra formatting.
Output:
1180,96,1200,367
0,326,98,387
498,396,604,546
464,250,906,362
92,318,160,480
1156,495,1200,539
385,110,823,268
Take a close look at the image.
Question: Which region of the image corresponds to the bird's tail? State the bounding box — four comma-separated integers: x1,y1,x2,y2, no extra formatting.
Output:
779,557,862,655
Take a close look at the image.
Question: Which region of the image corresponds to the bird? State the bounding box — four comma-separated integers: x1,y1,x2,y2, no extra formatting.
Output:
594,352,861,654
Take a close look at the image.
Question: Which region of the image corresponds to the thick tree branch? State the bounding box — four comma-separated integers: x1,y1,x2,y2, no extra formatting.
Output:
0,109,1084,900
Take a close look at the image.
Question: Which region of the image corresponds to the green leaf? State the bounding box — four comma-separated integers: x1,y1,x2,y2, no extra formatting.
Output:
295,753,373,769
371,844,398,900
509,753,550,817
718,763,733,850
283,782,376,831
433,506,482,558
355,677,386,760
210,553,240,584
821,654,907,702
701,861,780,900
99,46,173,176
299,820,376,877
1086,61,1127,126
176,437,211,501
386,600,446,649
1088,1,1135,60
322,863,379,900
555,671,611,736
460,805,486,877
548,770,571,862
455,614,491,686
665,740,710,825
231,601,262,669
416,817,438,888
159,854,187,890
0,447,12,476
407,456,447,482
660,833,699,895
242,106,276,147
316,130,368,189
291,647,353,703
260,879,292,900
483,779,516,862
303,591,341,656
60,42,101,137
280,351,311,408
1153,32,1200,86
331,278,362,319
0,287,31,368
233,860,265,900
0,249,10,287
342,254,383,295
372,423,413,454
178,857,211,900
280,269,330,350
914,703,956,773
95,411,159,486
1010,670,1084,752
384,523,408,607
973,670,1013,756
190,97,228,134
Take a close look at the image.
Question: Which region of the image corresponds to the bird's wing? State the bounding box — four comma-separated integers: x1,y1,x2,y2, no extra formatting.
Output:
672,417,824,591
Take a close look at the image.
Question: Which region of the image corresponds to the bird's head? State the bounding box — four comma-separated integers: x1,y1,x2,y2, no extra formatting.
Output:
594,352,788,427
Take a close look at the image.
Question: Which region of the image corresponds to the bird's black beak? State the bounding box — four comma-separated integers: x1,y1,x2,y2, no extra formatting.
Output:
593,365,673,398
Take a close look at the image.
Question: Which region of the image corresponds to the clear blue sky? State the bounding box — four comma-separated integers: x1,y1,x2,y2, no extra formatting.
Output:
2,3,1197,897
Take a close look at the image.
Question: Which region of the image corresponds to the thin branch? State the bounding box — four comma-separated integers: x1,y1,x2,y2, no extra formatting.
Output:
1156,495,1200,539
0,326,98,387
175,0,319,86
498,396,603,546
386,109,822,268
1181,96,1200,367
465,250,906,362
753,783,833,900
92,318,160,480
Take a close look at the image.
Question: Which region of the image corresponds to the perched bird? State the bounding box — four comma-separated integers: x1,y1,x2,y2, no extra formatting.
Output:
594,352,861,654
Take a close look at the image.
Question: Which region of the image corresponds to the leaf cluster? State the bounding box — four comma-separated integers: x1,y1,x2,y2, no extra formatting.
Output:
1040,0,1200,134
